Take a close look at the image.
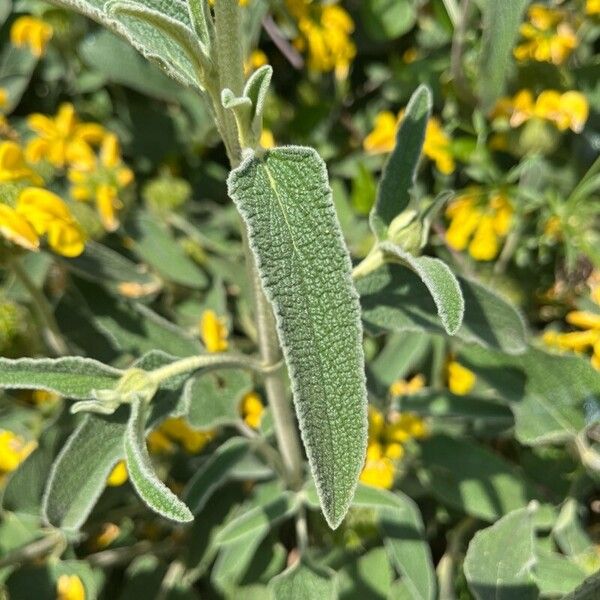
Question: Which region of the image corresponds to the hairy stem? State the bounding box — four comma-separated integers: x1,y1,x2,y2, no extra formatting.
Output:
9,256,68,356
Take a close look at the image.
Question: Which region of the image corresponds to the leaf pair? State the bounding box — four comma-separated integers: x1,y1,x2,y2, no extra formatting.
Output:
365,85,465,336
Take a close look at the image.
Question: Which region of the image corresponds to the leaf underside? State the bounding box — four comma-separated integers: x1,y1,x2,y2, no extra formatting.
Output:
228,146,368,529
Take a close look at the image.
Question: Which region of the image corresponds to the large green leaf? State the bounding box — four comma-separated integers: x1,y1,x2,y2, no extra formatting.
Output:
562,571,600,600
228,146,368,529
42,411,128,530
185,370,253,429
380,242,464,335
0,357,122,399
357,263,527,353
459,346,598,444
47,0,202,89
0,45,38,113
464,506,539,600
124,400,193,522
269,559,337,600
477,0,529,110
419,434,536,521
370,85,431,238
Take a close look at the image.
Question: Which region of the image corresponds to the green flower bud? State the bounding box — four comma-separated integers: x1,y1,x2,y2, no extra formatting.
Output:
143,173,192,214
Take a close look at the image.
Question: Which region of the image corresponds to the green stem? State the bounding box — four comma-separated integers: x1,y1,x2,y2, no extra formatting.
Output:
0,531,65,569
149,352,267,385
9,256,68,356
200,1,306,489
351,246,385,280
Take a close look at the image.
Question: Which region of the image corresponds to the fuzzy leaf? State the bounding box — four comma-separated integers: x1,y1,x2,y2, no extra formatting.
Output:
370,85,431,239
47,0,201,89
562,571,600,600
42,411,128,530
228,146,368,529
0,357,122,399
125,400,193,523
269,559,337,600
184,437,251,514
216,491,298,545
464,506,539,600
357,263,527,353
381,242,464,335
478,0,529,110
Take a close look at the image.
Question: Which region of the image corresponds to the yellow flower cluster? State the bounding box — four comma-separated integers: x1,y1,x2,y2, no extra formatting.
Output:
69,134,134,232
286,0,356,77
544,298,600,370
240,391,265,429
147,418,215,455
200,309,229,353
447,361,477,395
57,574,85,600
0,430,36,482
360,405,428,490
445,187,513,261
364,110,455,174
389,374,425,397
0,183,86,257
10,16,53,58
514,4,577,65
25,103,105,169
492,90,589,134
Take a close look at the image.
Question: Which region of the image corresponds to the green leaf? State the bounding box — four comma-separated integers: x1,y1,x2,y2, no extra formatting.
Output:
381,242,464,335
459,346,598,444
351,485,437,600
533,550,587,597
216,491,298,545
338,547,393,600
419,434,536,521
42,411,128,530
0,44,38,113
269,559,337,600
127,211,208,289
0,357,122,399
361,0,417,41
357,263,527,353
370,85,431,239
477,0,529,110
464,506,539,600
184,437,251,514
124,400,193,523
63,240,161,298
47,0,202,89
228,146,368,529
185,370,253,429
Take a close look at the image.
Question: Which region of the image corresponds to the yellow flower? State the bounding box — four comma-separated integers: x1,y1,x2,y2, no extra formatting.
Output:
146,429,175,454
16,188,85,257
0,430,36,474
447,361,476,395
492,90,589,134
69,133,134,231
26,103,105,169
260,129,276,149
360,443,395,489
0,141,43,185
31,390,60,405
10,16,53,58
240,391,264,429
200,309,228,353
56,574,85,600
287,1,356,77
0,203,40,252
514,5,577,65
364,110,455,174
245,49,268,74
159,418,215,454
445,188,513,261
106,460,128,486
544,306,600,369
93,523,120,550
588,0,600,15
389,374,426,397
